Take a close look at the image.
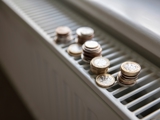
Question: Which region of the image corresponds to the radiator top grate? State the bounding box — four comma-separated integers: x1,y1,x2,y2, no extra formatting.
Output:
4,0,160,120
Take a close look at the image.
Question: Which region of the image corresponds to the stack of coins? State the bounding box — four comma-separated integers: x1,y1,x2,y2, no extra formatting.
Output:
96,74,115,88
117,61,141,86
81,41,102,63
55,26,72,43
90,57,110,75
67,44,82,56
76,27,94,44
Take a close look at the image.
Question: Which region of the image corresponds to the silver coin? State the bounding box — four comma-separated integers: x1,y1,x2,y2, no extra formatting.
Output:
92,57,110,68
76,27,94,36
85,41,99,49
96,74,115,87
121,61,141,73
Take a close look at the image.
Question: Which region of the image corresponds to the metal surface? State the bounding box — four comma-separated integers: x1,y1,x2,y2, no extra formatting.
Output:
1,0,160,120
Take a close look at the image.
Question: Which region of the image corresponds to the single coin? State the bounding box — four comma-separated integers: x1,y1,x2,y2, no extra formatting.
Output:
85,41,99,49
96,74,115,87
67,44,82,56
56,26,71,35
91,57,110,68
76,27,94,36
121,61,141,75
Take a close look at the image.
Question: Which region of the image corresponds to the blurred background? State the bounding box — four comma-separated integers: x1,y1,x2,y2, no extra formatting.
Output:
0,67,34,120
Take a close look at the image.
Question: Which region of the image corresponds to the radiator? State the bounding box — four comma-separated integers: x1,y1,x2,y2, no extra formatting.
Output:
0,0,160,120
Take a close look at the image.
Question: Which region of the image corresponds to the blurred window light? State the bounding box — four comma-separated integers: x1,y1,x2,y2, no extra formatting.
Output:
93,0,160,36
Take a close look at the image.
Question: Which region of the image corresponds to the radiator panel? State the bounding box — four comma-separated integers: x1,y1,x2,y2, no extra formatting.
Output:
0,0,160,120
0,3,121,120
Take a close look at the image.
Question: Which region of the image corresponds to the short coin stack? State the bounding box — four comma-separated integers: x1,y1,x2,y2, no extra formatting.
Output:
96,74,115,87
90,57,110,75
67,44,82,56
76,27,94,44
117,61,141,86
55,26,72,43
81,41,102,63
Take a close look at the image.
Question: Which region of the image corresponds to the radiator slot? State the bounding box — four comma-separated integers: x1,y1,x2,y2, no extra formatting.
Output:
120,81,159,103
114,76,157,98
136,101,160,119
107,84,122,92
129,92,160,111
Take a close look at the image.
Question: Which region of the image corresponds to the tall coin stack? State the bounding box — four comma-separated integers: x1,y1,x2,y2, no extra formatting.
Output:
55,26,72,43
117,61,141,86
90,57,110,75
81,41,102,63
76,27,94,44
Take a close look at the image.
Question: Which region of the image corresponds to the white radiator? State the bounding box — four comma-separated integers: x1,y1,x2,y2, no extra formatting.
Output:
0,0,160,120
